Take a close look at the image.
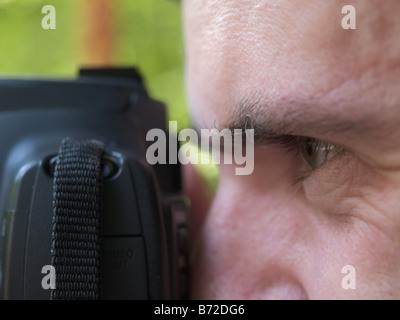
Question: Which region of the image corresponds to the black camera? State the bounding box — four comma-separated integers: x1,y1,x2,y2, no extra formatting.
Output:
0,67,190,300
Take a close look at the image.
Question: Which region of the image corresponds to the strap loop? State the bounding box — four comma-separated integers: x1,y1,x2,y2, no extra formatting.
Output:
50,138,104,300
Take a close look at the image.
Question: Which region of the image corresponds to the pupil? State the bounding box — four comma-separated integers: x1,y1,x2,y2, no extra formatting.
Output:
306,140,313,156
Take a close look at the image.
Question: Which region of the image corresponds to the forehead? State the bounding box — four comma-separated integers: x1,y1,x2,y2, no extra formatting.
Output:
183,0,400,134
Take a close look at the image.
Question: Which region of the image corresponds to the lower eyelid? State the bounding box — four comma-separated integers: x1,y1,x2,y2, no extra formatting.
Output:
327,145,343,160
291,171,312,189
300,153,365,202
293,147,347,189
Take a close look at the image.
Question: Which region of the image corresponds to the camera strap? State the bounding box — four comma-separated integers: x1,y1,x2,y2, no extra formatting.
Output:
50,138,105,300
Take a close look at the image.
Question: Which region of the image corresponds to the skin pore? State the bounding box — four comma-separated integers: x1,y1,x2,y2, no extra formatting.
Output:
183,0,400,299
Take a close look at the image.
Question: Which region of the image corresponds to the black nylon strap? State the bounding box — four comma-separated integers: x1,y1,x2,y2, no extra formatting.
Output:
50,138,104,300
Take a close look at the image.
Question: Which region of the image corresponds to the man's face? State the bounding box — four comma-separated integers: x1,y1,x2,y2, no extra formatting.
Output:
183,0,400,299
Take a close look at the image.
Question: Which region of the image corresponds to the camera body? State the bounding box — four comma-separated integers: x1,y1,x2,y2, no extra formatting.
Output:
0,68,189,299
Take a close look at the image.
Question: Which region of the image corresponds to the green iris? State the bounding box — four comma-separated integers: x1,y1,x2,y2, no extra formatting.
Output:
300,138,341,170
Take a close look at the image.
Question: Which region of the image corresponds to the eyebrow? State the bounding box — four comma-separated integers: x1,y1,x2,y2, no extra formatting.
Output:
220,93,383,146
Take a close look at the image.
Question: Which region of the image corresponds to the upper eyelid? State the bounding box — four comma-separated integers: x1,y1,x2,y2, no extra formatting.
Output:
253,133,342,154
245,130,348,188
237,131,346,187
252,133,302,151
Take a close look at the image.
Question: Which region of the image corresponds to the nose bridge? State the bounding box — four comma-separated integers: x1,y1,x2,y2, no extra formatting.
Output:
191,174,311,299
213,176,307,258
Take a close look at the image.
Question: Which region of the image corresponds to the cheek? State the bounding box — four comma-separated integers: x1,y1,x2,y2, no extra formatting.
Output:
191,145,400,298
311,218,400,299
302,153,400,231
302,155,400,297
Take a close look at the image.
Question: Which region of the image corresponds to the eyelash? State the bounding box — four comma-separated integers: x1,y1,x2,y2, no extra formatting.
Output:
262,134,344,187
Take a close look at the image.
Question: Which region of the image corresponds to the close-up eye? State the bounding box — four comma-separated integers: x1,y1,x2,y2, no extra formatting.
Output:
299,138,342,170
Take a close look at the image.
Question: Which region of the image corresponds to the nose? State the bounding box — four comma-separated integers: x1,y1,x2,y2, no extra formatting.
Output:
189,163,311,300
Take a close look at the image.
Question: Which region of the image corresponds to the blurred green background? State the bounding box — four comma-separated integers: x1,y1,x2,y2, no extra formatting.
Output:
0,0,219,192
0,0,188,128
